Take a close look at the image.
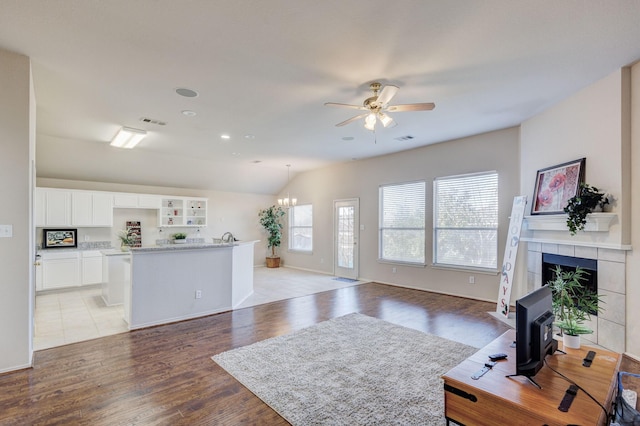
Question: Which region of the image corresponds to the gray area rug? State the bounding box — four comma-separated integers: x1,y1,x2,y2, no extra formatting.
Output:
212,313,477,425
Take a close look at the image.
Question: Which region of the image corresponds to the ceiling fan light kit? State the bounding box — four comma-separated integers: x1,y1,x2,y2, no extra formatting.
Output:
325,82,435,131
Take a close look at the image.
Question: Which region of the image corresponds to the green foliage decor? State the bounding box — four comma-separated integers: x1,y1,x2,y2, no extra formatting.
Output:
547,265,604,336
564,183,609,235
258,205,286,257
172,232,187,240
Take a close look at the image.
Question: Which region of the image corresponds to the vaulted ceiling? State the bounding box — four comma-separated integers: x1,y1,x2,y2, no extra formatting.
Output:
1,1,640,194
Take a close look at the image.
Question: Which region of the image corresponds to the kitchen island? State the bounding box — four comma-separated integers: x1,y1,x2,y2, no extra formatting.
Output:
126,241,257,330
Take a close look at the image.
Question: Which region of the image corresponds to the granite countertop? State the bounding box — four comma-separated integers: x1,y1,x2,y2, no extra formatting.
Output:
101,249,132,256
131,240,258,253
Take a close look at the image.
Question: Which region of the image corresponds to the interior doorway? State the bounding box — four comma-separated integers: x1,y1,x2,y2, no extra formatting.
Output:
333,199,359,280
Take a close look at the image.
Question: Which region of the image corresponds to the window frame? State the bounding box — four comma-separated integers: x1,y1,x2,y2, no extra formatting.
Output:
378,180,426,266
288,203,313,253
432,170,499,272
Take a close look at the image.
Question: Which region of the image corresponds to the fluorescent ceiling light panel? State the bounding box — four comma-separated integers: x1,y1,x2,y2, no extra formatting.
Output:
111,127,147,149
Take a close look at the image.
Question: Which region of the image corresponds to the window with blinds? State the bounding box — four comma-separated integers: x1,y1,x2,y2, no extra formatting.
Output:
288,204,313,252
379,181,426,264
433,171,498,270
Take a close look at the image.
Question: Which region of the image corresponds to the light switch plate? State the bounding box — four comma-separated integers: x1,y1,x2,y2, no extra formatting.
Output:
0,224,13,238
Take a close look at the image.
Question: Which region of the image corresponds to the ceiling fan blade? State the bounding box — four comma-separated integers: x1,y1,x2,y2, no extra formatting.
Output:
376,85,399,106
387,102,435,112
324,102,367,111
336,113,369,127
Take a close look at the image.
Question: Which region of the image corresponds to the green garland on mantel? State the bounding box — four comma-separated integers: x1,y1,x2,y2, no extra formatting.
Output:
563,183,609,235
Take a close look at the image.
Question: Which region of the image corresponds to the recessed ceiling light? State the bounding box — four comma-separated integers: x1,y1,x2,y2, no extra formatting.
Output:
175,87,199,98
244,134,256,140
342,136,355,141
231,152,240,156
221,134,231,140
181,110,197,117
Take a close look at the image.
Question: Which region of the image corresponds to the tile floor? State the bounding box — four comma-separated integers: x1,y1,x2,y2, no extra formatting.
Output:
34,267,365,350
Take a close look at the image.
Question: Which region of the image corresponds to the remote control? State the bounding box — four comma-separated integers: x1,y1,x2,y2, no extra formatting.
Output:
583,350,596,367
488,352,508,361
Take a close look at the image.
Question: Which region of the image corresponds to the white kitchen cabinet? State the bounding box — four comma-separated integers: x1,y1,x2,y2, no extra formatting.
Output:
113,193,161,209
36,188,72,227
81,250,103,285
41,251,80,290
35,256,43,291
159,197,207,227
72,191,113,227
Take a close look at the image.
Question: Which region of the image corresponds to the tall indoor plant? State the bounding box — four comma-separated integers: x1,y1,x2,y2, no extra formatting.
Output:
258,205,286,268
547,265,603,348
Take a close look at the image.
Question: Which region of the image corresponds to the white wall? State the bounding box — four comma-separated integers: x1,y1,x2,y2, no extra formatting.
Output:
520,67,637,356
36,178,276,265
282,127,521,302
0,48,34,373
520,69,630,248
627,62,640,356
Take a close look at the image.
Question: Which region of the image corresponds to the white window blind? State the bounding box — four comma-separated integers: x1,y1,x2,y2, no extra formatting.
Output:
379,181,426,264
433,171,498,270
288,204,313,252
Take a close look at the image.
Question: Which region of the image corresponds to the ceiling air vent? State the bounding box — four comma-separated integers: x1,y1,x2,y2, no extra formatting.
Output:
394,135,414,141
139,117,167,126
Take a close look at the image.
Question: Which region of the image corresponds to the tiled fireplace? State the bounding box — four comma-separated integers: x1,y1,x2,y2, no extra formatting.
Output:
526,242,626,352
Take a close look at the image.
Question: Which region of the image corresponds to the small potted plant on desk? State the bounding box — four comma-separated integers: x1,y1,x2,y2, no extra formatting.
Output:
172,232,187,244
547,265,604,349
258,205,285,268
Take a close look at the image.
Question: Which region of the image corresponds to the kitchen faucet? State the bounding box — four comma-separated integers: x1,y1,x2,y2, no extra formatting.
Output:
221,232,234,243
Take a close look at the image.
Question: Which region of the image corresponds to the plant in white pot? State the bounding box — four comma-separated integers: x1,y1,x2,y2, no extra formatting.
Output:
172,232,187,244
258,205,286,268
117,229,137,251
547,265,603,349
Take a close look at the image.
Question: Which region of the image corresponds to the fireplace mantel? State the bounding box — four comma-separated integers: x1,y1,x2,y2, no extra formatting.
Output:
524,213,616,232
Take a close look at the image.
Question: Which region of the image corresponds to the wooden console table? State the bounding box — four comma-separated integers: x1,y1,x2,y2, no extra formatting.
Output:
442,329,620,425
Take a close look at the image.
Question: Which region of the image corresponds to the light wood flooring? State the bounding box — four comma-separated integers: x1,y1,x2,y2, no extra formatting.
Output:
4,279,512,425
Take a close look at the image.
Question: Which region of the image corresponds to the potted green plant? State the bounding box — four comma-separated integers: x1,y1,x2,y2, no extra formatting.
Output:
172,232,187,244
564,183,609,235
117,229,137,251
547,265,604,348
258,205,286,268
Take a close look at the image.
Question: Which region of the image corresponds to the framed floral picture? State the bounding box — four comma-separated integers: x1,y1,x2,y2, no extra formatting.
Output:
531,158,585,215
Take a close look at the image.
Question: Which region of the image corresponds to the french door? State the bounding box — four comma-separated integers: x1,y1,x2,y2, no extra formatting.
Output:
334,199,359,280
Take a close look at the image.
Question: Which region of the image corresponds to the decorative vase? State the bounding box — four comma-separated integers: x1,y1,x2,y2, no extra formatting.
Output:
563,334,581,349
174,239,186,244
120,244,130,252
266,257,280,268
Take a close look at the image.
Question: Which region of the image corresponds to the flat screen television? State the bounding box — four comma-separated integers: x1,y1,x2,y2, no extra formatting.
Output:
511,285,558,387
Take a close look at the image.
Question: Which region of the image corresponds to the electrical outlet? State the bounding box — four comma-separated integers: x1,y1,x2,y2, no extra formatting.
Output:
195,290,202,299
0,225,12,238
392,267,397,273
469,276,475,284
320,258,324,264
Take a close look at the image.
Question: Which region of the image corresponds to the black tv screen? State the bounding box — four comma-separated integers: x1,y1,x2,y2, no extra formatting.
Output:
514,285,557,381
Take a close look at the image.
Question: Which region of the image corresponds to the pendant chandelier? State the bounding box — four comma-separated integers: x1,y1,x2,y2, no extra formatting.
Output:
277,164,297,207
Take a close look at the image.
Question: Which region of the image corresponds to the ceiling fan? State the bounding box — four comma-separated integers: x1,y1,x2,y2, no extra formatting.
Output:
324,82,435,130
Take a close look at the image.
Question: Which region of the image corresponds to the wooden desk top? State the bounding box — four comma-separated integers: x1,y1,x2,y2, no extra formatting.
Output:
442,329,621,426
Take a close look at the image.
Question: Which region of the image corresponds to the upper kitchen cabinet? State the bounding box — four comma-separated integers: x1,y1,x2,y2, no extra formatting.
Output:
35,188,71,227
72,191,113,227
113,193,161,209
159,197,207,227
36,188,113,227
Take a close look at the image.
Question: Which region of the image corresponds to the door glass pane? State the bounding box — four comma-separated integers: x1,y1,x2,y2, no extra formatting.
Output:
337,206,354,269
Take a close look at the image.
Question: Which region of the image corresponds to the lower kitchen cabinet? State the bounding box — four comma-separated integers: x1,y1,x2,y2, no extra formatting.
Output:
81,250,104,285
39,250,105,290
41,251,80,290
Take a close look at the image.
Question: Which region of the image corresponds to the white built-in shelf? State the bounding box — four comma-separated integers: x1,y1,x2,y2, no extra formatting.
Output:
524,213,617,232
